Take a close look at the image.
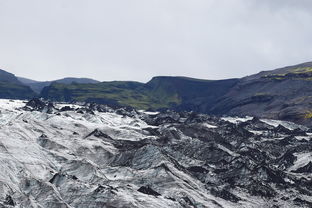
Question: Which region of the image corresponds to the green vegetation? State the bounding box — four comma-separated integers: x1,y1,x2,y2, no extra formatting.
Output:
264,67,312,81
0,69,37,99
304,111,312,119
40,77,238,111
289,67,312,74
41,81,181,110
263,74,287,80
0,81,37,99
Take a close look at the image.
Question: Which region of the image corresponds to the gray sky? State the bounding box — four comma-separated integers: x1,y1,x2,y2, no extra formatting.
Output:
1,0,312,82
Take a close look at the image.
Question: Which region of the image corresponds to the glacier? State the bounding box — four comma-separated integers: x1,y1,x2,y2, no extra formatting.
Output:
0,99,311,208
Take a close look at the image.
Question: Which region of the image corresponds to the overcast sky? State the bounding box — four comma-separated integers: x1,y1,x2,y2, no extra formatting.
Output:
1,0,312,82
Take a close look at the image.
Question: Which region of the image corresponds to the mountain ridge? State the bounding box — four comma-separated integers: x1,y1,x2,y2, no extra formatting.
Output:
211,62,312,125
0,69,36,99
2,61,312,125
18,77,100,93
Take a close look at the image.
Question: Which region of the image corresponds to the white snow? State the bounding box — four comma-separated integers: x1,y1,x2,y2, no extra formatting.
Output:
216,144,239,157
202,123,218,128
0,99,309,207
221,115,309,132
261,119,308,131
288,152,312,172
0,99,234,207
221,116,253,124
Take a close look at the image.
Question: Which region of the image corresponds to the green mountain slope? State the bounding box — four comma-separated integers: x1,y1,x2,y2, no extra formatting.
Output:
40,62,312,125
211,62,312,125
0,69,36,99
18,77,100,93
146,76,239,112
40,77,238,111
40,81,181,110
6,61,312,126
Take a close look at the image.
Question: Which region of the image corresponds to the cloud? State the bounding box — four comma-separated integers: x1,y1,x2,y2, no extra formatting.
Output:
0,0,312,82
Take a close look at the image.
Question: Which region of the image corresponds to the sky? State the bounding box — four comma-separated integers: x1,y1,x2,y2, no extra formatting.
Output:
1,0,312,82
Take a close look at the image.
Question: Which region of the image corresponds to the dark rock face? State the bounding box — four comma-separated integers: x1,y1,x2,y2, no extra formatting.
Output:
60,106,74,112
23,98,57,114
293,198,312,207
85,129,112,139
4,195,15,206
210,62,312,127
210,188,241,203
24,98,46,111
137,186,161,196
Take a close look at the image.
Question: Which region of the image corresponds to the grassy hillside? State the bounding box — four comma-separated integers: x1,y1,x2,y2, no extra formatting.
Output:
40,81,181,110
0,69,37,99
37,61,312,126
18,77,100,93
40,76,238,111
0,81,36,99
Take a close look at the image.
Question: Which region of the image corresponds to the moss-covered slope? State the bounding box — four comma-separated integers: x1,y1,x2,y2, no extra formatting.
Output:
40,77,238,111
0,69,37,99
40,80,181,110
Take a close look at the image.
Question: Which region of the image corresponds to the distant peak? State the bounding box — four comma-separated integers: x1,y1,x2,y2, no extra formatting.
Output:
147,76,212,84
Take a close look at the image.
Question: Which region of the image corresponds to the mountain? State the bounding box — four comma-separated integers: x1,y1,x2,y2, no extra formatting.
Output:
18,77,100,93
0,69,23,84
0,99,311,207
211,62,312,125
39,62,312,126
40,80,180,110
146,76,239,112
0,69,36,99
17,77,39,84
40,76,238,111
5,61,312,126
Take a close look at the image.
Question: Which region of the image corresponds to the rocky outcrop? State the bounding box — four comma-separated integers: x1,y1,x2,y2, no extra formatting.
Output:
23,98,56,113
